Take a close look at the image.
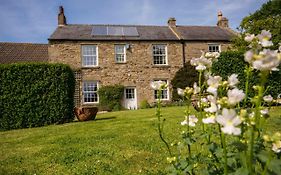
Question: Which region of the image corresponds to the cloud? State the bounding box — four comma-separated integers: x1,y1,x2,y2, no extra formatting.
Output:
0,0,268,43
0,0,57,43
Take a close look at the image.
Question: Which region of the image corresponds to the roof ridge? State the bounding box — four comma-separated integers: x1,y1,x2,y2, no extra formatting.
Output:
0,42,48,45
67,24,169,27
176,25,219,27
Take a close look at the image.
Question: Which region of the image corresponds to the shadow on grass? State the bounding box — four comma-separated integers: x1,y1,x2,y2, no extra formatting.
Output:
95,116,117,121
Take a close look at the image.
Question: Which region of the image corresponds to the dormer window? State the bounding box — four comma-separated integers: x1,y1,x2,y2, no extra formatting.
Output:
82,45,98,67
115,45,126,63
152,45,167,65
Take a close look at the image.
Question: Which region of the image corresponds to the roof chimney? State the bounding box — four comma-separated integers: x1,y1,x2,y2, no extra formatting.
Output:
217,11,229,28
58,6,67,26
168,17,176,27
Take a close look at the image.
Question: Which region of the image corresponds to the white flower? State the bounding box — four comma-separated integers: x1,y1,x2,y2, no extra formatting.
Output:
207,76,222,88
150,81,166,90
272,141,281,153
257,30,273,47
201,97,208,103
207,75,222,96
181,115,198,127
260,108,269,115
193,82,200,94
228,74,239,88
245,34,255,42
203,115,216,124
260,40,273,47
244,50,254,63
205,52,220,59
177,88,184,96
263,95,273,102
227,88,245,106
204,103,218,113
252,49,280,71
204,95,218,113
216,108,242,135
196,64,206,71
190,53,212,71
279,45,281,52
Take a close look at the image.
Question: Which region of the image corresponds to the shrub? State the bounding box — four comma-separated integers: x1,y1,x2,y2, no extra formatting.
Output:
140,100,150,109
98,85,124,111
212,51,281,98
0,63,75,130
171,63,198,101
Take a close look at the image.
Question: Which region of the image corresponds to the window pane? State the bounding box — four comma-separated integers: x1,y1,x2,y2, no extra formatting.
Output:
153,80,168,100
125,88,135,99
83,81,98,103
82,45,97,66
115,45,126,62
153,45,166,65
208,44,219,52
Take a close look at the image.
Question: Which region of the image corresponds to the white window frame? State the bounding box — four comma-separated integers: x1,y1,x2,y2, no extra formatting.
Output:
82,81,99,104
208,44,221,52
125,88,135,99
152,44,168,65
153,80,169,100
115,45,126,63
81,45,98,67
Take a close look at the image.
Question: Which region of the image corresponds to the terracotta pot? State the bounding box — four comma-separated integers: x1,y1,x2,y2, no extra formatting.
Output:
74,107,98,121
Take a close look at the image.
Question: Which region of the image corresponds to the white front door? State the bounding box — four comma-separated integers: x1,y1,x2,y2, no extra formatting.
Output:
124,87,137,110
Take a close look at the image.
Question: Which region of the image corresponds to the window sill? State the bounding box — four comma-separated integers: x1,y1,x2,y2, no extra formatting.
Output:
81,66,100,69
82,102,99,105
115,62,127,64
152,65,170,68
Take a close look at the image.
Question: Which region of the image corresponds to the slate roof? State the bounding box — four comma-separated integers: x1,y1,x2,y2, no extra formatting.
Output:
0,42,48,64
49,24,235,41
176,26,234,41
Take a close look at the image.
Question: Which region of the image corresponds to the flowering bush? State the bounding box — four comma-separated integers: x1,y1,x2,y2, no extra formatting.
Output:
152,30,281,174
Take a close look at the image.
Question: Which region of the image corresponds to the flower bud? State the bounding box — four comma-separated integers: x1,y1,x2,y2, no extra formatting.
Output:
263,135,270,142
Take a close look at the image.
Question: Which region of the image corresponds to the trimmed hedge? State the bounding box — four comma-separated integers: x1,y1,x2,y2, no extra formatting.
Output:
171,63,199,101
212,51,281,98
98,85,124,111
0,63,75,130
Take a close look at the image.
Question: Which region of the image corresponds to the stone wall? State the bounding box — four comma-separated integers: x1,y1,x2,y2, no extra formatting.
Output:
48,40,231,108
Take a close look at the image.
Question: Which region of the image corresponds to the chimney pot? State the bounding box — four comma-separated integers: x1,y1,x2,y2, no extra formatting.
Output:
58,6,67,26
168,17,176,27
217,11,229,28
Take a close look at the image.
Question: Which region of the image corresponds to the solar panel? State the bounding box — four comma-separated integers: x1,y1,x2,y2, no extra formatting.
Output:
91,26,107,35
123,27,139,36
91,26,139,36
108,26,123,36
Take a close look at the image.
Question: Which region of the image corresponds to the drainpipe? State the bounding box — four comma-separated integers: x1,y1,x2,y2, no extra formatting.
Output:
181,40,186,67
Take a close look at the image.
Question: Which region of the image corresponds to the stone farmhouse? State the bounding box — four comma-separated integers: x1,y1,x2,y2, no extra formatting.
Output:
1,6,236,110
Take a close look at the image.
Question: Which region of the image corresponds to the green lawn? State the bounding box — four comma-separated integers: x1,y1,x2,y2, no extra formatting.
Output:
0,106,280,175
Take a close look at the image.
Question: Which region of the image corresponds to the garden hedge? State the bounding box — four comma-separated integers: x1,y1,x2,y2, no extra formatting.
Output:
212,50,281,98
0,63,75,130
98,85,124,111
171,63,199,101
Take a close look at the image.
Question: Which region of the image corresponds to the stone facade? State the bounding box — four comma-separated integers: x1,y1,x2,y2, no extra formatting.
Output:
48,40,231,108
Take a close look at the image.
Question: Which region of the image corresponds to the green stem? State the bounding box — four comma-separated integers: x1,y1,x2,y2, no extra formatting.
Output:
262,153,272,175
249,126,254,174
221,132,228,175
198,71,205,132
156,89,176,169
186,100,191,157
243,66,251,108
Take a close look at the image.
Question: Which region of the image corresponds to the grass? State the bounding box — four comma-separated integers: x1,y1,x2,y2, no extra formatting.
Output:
0,106,280,175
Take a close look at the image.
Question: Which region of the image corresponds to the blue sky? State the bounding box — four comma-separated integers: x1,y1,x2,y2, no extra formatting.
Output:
0,0,267,43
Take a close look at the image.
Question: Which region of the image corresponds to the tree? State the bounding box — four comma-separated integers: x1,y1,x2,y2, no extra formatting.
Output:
233,0,281,50
171,63,198,101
